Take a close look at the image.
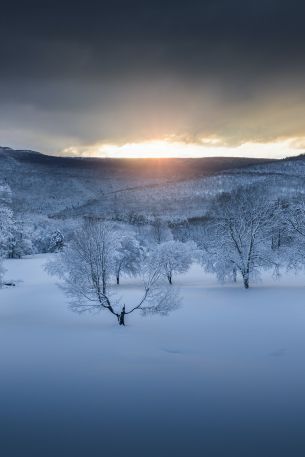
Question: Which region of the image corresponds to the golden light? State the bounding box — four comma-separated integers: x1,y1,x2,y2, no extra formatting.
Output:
96,138,297,159
97,140,196,158
61,137,304,159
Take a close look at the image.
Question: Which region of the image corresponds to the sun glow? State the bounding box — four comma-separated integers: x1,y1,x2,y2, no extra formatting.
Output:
97,138,303,159
97,140,199,158
61,137,305,159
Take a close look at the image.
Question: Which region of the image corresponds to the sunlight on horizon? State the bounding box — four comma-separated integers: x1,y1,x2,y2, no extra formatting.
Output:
61,137,305,159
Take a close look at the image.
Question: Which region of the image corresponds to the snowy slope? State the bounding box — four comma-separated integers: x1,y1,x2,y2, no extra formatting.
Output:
1,255,305,456
2,146,305,220
0,147,271,219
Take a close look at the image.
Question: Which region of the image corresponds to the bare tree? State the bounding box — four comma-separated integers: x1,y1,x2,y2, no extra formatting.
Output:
47,220,178,326
113,234,142,285
0,262,5,287
150,216,172,244
203,187,279,288
283,197,305,270
150,240,198,284
0,202,14,258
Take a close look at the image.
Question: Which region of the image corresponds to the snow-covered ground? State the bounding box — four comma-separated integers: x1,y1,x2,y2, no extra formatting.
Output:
1,255,305,456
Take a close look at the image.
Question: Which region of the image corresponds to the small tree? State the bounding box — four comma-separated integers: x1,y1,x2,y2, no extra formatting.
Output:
7,223,33,259
49,230,64,253
151,240,198,284
114,235,142,285
150,216,172,244
0,205,14,258
47,220,178,326
0,261,5,287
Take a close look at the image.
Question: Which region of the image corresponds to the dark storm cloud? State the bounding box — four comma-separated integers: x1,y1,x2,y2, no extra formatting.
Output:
1,0,305,153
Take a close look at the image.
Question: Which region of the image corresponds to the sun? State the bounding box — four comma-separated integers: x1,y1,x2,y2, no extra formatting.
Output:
97,140,189,158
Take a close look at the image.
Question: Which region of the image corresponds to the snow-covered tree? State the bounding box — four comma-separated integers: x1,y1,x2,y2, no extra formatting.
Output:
150,216,172,244
168,217,190,242
0,203,14,258
57,220,121,294
114,235,142,285
203,188,279,288
0,262,5,287
0,182,14,285
47,220,178,326
150,240,198,284
6,221,33,259
282,197,305,271
49,230,64,253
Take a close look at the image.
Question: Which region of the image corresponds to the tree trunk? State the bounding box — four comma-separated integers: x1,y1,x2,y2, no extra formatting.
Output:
102,270,106,294
277,230,281,249
232,267,237,283
116,275,120,285
118,305,126,326
243,275,249,289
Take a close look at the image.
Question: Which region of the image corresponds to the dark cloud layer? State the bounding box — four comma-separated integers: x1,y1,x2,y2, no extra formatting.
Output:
1,0,305,154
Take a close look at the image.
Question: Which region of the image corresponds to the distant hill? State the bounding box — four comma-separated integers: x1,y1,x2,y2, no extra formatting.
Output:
3,146,305,221
0,146,274,219
0,146,270,177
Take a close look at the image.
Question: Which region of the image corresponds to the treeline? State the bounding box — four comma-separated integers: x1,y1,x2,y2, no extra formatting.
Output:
2,183,305,296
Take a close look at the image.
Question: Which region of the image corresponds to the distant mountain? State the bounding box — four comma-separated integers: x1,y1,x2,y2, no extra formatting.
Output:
2,146,305,221
0,146,269,177
0,146,274,219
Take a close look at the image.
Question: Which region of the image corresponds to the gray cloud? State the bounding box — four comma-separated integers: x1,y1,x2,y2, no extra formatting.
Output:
1,0,305,154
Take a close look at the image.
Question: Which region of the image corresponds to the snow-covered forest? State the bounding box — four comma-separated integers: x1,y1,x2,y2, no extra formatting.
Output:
1,147,305,293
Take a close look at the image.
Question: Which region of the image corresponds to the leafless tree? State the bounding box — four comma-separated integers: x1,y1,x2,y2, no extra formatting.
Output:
204,187,279,288
47,220,178,325
283,197,305,270
150,240,199,284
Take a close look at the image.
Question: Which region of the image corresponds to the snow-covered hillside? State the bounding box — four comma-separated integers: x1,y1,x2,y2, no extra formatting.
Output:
2,146,305,221
2,146,305,259
0,146,271,219
1,255,305,456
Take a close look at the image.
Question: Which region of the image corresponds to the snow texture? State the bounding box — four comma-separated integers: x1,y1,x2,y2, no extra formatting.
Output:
1,255,305,456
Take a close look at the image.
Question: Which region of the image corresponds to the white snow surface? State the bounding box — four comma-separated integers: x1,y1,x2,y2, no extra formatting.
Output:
1,255,305,457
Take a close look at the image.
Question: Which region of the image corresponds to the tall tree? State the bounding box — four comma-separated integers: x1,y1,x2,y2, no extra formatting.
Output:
0,184,14,259
283,197,305,271
204,187,279,288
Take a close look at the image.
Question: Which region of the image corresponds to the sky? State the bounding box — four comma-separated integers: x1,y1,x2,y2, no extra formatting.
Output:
1,0,305,158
